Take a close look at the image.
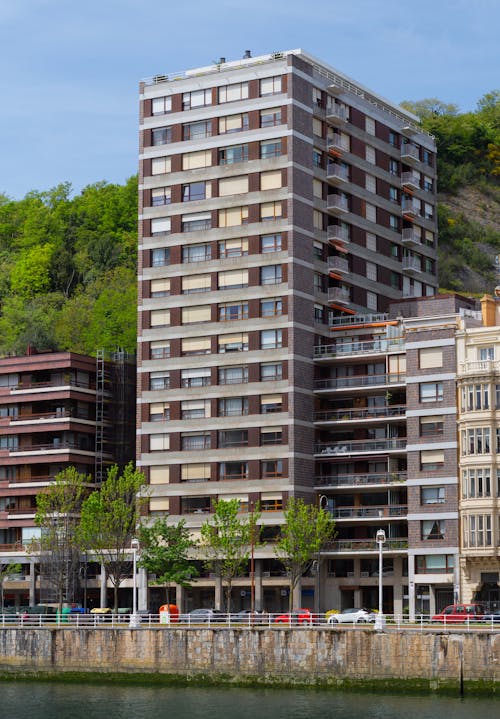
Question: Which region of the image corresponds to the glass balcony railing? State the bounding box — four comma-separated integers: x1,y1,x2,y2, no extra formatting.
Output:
314,338,404,358
314,372,406,391
330,505,407,519
315,471,407,487
314,405,406,422
315,438,407,454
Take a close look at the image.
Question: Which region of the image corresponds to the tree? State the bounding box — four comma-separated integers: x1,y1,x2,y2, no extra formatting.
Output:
31,467,90,611
0,561,22,612
200,499,260,612
78,462,146,612
275,497,336,612
137,517,197,606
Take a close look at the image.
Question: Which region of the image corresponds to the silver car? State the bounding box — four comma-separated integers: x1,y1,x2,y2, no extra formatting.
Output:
327,608,376,624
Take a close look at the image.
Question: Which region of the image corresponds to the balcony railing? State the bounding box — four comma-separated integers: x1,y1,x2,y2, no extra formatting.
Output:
8,441,95,454
401,171,420,189
326,135,343,152
314,372,406,391
328,313,388,327
314,404,406,422
327,225,350,243
459,360,500,375
315,471,407,487
327,287,350,304
314,337,404,358
326,106,347,123
9,410,94,423
7,379,96,392
402,256,422,274
328,256,349,274
330,505,408,519
401,227,422,247
328,538,409,552
315,438,407,455
326,195,349,213
400,144,419,162
401,198,419,216
326,164,349,183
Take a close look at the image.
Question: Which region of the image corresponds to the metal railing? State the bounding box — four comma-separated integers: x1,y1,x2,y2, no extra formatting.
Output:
314,405,406,422
315,438,407,455
328,313,388,327
314,338,404,358
314,372,406,390
315,471,407,487
329,504,407,519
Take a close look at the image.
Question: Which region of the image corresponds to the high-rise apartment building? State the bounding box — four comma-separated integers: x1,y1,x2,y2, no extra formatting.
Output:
137,50,438,611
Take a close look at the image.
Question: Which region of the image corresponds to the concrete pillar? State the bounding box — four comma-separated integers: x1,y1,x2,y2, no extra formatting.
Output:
214,577,222,610
293,580,301,610
354,588,362,608
29,560,36,606
254,559,263,612
408,555,416,621
175,584,184,612
429,584,436,615
138,567,147,611
393,580,403,617
99,563,107,608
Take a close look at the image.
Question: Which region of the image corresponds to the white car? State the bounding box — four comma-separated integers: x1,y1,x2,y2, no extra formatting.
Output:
327,608,376,624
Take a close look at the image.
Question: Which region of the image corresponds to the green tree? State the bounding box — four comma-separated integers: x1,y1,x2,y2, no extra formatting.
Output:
275,497,336,612
0,561,22,612
137,517,197,606
200,500,260,612
78,462,146,612
31,467,90,611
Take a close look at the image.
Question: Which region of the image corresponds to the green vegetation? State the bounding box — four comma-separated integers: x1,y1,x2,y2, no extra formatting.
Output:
0,177,137,356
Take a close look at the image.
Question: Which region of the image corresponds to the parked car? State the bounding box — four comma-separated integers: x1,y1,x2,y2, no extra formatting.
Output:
479,609,500,623
231,609,268,623
431,603,487,623
182,608,226,623
327,608,376,624
273,609,314,625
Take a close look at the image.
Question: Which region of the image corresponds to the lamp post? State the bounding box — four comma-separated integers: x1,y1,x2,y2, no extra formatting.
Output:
374,528,386,631
129,537,140,629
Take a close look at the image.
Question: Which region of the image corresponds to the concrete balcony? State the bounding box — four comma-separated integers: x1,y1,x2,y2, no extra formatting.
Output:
401,198,420,217
326,163,349,184
459,359,500,376
401,227,422,248
314,337,404,360
327,225,350,244
330,505,408,520
401,171,420,189
328,313,388,328
400,143,420,163
326,195,349,214
327,286,350,304
314,372,406,393
315,471,407,489
326,135,343,154
314,404,406,424
328,256,349,274
402,256,422,275
314,437,407,456
326,105,347,124
326,538,408,553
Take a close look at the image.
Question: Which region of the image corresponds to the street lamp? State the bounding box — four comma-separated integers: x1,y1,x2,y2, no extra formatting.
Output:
374,529,386,631
129,538,140,629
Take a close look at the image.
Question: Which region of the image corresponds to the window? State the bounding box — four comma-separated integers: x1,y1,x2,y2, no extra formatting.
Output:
461,427,491,455
152,127,172,146
260,170,282,191
389,186,398,202
416,555,454,573
260,140,281,159
182,273,211,294
365,117,376,135
152,96,172,115
261,234,282,253
260,427,282,445
313,117,323,138
312,149,323,167
182,305,211,324
314,304,325,322
419,382,443,402
261,362,282,381
218,397,248,417
365,203,376,222
219,207,248,227
218,269,248,289
423,149,432,166
389,159,399,175
151,247,170,267
149,371,170,390
424,202,434,220
260,329,283,349
219,302,248,321
182,181,210,202
149,466,170,485
465,514,492,547
149,402,170,422
151,217,171,236
218,82,249,103
181,432,211,450
366,261,377,282
219,112,249,134
218,365,248,385
388,131,398,147
479,346,494,361
365,174,376,193
150,278,171,297
150,309,170,328
183,88,212,110
261,298,283,317
420,449,444,471
462,468,491,499
260,76,282,95
219,461,248,480
181,464,211,482
218,332,248,353
261,394,282,413
261,265,282,285
421,486,445,504
218,430,248,448
261,201,282,221
181,367,211,388
366,291,377,311
219,175,249,196
151,187,171,206
261,459,283,478
419,347,443,369
366,232,377,251
182,120,211,141
151,156,171,175
181,337,211,355
182,212,212,232
219,144,248,165
181,399,211,419
365,146,376,164
420,415,444,436
150,341,170,359
219,238,248,258
182,150,212,170
182,243,211,263
389,215,399,230
150,433,170,451
260,107,282,127
421,520,444,540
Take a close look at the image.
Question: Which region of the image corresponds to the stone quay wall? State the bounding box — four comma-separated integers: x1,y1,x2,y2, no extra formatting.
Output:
0,628,498,690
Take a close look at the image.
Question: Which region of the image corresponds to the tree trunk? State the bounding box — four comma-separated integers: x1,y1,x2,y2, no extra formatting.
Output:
113,584,119,613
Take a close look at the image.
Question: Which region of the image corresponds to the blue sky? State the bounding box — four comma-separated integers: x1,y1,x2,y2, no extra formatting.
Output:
1,0,498,199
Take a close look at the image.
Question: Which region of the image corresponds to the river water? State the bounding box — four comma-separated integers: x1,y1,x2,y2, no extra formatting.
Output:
0,683,495,719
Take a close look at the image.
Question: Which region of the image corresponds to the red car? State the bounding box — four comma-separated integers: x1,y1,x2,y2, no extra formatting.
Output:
431,603,486,623
273,609,314,625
